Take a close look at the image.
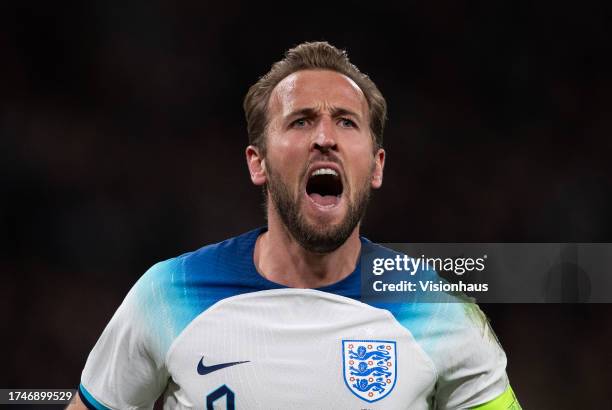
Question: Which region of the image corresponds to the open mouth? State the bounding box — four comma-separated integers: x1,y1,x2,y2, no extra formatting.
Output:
306,167,343,207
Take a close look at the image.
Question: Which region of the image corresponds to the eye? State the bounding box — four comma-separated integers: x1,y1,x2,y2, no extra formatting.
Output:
291,118,309,128
339,118,357,128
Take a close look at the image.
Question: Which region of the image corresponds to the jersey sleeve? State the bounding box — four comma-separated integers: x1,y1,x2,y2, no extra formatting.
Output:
79,262,173,410
470,385,521,409
431,303,519,409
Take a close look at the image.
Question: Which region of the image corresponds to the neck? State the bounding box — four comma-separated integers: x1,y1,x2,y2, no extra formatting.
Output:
254,210,362,288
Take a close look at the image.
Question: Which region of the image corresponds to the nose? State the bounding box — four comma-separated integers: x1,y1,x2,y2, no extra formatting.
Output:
311,117,338,153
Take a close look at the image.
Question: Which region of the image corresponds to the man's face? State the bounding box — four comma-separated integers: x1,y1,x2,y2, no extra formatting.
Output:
249,69,385,253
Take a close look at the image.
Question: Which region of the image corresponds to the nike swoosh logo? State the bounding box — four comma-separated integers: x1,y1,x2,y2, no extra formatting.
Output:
197,356,250,375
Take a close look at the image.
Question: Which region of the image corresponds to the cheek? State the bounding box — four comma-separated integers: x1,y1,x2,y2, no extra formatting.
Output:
271,145,301,165
346,146,375,181
266,141,306,179
267,130,304,157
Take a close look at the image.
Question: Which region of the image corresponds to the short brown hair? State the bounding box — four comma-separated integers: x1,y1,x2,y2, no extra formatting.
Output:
243,41,387,153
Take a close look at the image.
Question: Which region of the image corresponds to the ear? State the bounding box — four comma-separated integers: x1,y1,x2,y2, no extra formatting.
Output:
246,145,267,186
371,148,385,189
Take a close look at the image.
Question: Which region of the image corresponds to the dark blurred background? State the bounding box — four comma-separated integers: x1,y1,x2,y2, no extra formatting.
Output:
1,1,611,409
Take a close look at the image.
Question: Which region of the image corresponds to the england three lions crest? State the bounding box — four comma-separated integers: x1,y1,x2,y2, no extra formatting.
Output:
342,340,397,403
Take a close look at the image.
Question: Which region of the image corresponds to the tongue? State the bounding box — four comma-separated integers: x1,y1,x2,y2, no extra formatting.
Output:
309,193,339,206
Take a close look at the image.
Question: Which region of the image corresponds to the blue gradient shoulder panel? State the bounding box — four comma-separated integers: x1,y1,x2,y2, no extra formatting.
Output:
132,228,280,357
363,242,489,369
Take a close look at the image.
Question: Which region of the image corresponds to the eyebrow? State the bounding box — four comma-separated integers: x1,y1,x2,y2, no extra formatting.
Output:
285,106,362,121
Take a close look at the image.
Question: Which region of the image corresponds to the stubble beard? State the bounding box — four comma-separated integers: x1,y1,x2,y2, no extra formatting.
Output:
265,160,372,254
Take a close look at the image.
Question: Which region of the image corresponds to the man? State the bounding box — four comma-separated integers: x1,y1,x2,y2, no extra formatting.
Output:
71,42,520,409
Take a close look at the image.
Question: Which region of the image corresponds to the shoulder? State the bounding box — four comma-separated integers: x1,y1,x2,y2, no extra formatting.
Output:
130,228,265,356
136,227,263,292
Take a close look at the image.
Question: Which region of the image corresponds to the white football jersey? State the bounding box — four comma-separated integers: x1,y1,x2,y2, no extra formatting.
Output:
79,228,518,409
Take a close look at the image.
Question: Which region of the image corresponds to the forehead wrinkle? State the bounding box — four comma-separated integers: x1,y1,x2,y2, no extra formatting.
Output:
284,103,363,120
270,70,368,123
